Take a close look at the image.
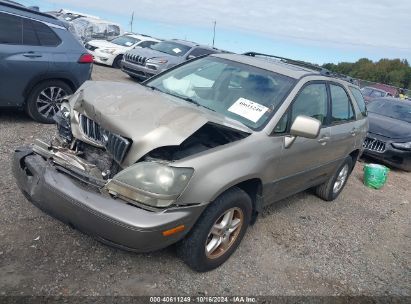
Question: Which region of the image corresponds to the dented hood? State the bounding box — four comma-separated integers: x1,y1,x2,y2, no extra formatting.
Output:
70,81,251,166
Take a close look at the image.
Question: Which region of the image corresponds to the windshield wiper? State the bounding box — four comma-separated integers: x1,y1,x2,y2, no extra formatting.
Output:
146,86,216,112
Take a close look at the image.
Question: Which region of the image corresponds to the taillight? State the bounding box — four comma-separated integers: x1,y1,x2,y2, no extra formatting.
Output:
78,53,93,63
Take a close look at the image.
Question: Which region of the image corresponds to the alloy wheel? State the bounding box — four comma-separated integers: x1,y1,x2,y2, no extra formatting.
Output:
333,164,349,194
36,86,68,120
205,207,244,259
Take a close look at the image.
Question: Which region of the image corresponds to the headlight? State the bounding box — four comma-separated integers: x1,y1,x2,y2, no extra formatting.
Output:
392,142,411,150
100,48,116,54
105,162,194,207
146,58,168,64
54,101,72,142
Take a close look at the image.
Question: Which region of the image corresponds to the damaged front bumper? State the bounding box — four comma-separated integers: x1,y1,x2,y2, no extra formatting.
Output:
12,147,206,252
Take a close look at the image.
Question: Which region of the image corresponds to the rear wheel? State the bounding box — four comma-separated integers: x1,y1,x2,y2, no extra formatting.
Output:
315,157,354,201
177,187,252,272
26,80,72,124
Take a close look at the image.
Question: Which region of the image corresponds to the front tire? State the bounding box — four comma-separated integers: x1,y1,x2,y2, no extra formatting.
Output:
26,80,72,124
315,157,354,201
112,55,123,68
177,187,252,272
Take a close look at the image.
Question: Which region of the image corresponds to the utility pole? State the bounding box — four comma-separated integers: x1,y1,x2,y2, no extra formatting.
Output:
130,11,134,33
212,20,216,47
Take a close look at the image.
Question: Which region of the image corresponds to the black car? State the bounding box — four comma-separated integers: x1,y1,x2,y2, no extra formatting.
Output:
363,98,411,171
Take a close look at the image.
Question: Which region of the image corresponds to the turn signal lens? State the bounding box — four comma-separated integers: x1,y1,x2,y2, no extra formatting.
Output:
162,225,185,237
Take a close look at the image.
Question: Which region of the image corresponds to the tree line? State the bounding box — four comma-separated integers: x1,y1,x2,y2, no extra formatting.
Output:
322,58,411,89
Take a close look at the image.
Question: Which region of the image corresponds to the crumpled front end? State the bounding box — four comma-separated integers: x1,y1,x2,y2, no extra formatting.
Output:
12,146,206,252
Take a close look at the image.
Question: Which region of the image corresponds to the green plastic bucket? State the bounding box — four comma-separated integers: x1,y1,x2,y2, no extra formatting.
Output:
363,164,389,189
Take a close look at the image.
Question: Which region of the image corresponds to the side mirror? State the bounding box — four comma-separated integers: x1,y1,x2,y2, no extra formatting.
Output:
284,115,321,148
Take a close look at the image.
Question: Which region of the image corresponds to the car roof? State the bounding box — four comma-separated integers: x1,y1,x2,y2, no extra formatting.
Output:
363,86,387,93
168,39,218,50
125,33,160,41
0,0,67,28
212,53,322,79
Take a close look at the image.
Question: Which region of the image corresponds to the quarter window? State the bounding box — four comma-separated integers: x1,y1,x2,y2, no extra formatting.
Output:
291,83,328,124
349,86,367,117
0,12,22,44
330,84,355,123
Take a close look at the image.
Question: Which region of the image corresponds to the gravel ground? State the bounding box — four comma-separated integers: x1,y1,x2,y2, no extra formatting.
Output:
0,64,410,297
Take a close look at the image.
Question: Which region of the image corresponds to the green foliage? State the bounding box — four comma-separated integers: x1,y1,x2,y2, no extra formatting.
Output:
322,58,411,89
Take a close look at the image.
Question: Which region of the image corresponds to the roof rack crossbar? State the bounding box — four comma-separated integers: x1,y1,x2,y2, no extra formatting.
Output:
243,52,356,84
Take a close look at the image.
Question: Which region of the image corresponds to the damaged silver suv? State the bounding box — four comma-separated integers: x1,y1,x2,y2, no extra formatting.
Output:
13,52,368,272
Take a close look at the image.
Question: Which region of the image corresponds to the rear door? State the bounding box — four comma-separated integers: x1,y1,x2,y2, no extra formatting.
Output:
0,12,56,107
326,83,358,161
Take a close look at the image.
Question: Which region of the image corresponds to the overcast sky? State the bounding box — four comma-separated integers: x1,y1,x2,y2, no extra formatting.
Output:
21,0,411,64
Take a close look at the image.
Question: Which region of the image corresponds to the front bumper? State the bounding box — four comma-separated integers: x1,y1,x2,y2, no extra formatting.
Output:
12,148,206,252
363,144,411,172
121,59,159,80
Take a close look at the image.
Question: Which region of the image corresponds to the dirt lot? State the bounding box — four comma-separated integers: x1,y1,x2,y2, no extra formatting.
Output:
0,64,410,297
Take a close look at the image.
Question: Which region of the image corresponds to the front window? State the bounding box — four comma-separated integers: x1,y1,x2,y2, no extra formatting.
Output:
368,100,411,123
149,41,191,57
145,57,296,129
110,35,140,47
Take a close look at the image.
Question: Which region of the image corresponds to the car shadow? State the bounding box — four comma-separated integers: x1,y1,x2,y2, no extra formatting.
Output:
0,109,34,124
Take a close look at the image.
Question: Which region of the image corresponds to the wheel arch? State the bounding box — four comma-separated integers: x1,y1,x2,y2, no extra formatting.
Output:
23,74,78,101
210,178,263,224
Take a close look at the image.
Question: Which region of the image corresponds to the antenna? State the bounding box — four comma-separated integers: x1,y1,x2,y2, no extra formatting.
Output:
212,20,216,47
129,11,134,32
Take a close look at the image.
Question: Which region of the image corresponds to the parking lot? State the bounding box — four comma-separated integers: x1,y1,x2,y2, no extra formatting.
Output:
0,64,410,297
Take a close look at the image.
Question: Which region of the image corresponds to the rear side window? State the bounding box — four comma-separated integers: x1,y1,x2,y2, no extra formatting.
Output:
29,19,61,46
330,84,355,123
349,87,367,117
370,90,385,98
0,12,22,44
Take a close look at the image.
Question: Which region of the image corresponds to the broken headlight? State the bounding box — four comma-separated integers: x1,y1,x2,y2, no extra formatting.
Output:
105,162,194,208
54,101,73,143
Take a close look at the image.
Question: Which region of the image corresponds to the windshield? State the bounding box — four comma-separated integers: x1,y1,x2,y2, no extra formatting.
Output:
368,99,411,123
146,57,296,129
110,35,140,46
149,41,191,57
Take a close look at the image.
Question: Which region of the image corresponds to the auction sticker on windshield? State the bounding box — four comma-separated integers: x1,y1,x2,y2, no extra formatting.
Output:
172,48,182,54
228,98,269,123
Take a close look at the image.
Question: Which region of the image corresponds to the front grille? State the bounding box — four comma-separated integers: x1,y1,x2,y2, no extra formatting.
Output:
363,137,386,153
85,43,98,51
79,114,131,163
125,53,147,65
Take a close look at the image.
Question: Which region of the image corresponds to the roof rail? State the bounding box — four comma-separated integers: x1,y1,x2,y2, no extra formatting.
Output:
0,0,59,20
243,52,356,84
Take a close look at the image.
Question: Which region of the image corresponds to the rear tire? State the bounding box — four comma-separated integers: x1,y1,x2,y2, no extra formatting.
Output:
26,80,72,124
177,187,252,272
315,157,354,201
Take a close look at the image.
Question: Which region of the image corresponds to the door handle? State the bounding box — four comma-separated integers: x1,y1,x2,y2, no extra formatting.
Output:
318,136,330,145
23,52,42,58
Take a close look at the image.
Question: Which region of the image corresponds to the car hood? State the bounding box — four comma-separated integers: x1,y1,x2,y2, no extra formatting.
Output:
126,47,181,60
368,112,411,140
70,81,251,166
88,40,128,50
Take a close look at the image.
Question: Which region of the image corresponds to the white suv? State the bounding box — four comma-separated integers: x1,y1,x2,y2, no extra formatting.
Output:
85,34,161,68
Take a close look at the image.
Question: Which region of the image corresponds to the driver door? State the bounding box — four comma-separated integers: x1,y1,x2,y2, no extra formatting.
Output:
265,82,334,203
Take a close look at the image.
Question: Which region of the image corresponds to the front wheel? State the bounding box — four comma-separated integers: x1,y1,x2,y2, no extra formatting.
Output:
112,55,123,68
314,157,354,201
177,187,252,272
